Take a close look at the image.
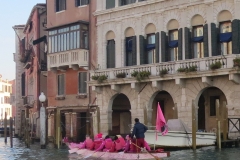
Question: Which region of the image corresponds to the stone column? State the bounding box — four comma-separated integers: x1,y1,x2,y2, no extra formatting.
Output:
147,108,153,127
71,113,77,141
64,113,71,138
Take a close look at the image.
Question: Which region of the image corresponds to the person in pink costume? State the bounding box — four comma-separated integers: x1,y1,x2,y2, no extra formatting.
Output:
78,135,95,150
114,135,126,152
103,135,115,152
94,133,105,151
124,134,136,153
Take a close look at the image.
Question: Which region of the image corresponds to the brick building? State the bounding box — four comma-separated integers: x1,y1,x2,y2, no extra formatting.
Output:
46,0,97,145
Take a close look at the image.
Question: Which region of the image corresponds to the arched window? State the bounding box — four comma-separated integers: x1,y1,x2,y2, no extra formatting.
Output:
125,27,136,66
167,19,179,61
106,31,115,68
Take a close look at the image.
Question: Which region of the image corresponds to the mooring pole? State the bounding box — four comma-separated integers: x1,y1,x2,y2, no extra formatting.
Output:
10,117,13,148
4,112,7,143
192,100,196,150
216,99,221,149
223,101,227,141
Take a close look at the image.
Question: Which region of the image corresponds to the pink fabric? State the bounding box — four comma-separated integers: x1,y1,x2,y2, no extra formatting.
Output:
124,140,130,152
94,139,105,151
144,141,151,151
86,139,94,150
156,102,168,138
78,141,86,149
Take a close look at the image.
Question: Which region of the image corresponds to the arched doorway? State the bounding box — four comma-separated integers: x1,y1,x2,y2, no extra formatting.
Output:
197,87,227,132
149,91,175,126
111,94,131,135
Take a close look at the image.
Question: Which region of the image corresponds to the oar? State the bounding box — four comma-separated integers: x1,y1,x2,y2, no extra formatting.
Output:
130,140,161,160
97,149,110,159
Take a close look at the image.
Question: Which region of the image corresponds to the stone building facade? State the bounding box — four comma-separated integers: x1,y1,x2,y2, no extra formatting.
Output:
89,0,240,138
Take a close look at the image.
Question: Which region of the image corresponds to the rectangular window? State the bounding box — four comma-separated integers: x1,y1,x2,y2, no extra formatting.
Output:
147,34,156,64
120,0,136,6
169,30,178,61
48,24,88,53
21,73,25,96
210,96,219,116
106,0,115,9
57,74,65,95
193,26,204,58
56,0,66,12
126,37,133,66
76,0,89,7
220,21,232,55
78,72,87,94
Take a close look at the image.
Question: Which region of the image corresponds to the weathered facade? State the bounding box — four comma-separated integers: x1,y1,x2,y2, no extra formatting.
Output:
46,0,97,144
14,4,47,139
90,0,240,138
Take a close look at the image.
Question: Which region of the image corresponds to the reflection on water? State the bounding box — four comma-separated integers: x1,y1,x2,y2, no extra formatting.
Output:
0,138,239,160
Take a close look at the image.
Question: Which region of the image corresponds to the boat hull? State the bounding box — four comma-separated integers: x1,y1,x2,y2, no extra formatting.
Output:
69,148,169,159
145,130,216,148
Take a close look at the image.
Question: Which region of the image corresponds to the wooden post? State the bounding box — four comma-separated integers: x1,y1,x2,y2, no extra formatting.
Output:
4,112,7,143
216,99,221,149
25,108,30,148
223,101,227,141
10,117,13,148
192,100,196,150
55,108,60,149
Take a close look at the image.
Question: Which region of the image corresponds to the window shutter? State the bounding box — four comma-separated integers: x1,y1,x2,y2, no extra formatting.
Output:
75,0,78,6
132,36,137,65
55,0,59,12
79,72,87,93
161,31,166,62
211,23,219,56
106,0,115,9
139,35,146,64
178,28,183,60
155,32,159,63
203,24,209,57
184,27,192,59
107,40,115,68
232,19,240,54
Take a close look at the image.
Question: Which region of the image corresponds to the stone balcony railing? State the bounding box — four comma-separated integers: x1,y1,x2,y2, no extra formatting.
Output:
47,49,89,71
90,54,240,86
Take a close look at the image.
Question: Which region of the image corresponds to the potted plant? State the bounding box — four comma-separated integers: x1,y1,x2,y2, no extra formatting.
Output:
159,69,168,77
187,65,197,72
233,58,240,67
91,75,99,81
116,72,126,78
131,70,151,82
177,67,186,73
210,61,222,70
91,75,107,83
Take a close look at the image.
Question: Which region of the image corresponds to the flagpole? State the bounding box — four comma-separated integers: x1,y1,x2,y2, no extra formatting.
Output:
154,129,156,150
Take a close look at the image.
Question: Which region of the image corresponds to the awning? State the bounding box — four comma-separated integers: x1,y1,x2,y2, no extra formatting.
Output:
146,44,155,51
219,32,232,42
192,36,203,42
168,40,178,48
33,35,47,45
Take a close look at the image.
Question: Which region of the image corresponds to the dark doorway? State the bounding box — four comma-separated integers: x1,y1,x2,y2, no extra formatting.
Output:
111,94,131,135
77,112,86,142
61,113,66,139
198,95,205,130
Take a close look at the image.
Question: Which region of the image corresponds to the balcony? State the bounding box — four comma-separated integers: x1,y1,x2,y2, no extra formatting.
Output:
23,95,35,108
47,49,88,72
89,54,240,87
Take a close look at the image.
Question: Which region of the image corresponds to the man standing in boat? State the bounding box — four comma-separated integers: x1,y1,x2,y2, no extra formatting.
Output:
132,118,148,152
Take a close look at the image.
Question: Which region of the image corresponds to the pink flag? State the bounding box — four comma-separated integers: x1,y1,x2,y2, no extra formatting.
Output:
156,102,168,140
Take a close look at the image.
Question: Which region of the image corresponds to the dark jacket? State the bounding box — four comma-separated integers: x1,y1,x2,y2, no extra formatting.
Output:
132,122,148,139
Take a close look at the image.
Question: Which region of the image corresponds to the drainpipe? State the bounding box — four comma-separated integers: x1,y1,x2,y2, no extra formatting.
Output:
87,0,92,137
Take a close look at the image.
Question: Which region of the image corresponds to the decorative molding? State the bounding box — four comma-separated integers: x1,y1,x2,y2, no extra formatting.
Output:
187,5,207,28
229,73,240,84
213,0,234,23
202,76,213,86
175,78,185,88
152,81,163,90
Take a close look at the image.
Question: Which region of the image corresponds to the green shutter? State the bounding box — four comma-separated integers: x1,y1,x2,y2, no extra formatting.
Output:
107,40,115,68
178,28,183,60
79,72,87,93
106,0,115,9
211,23,219,56
203,24,209,57
184,27,192,59
106,41,110,68
155,32,159,63
132,36,137,65
139,35,146,64
232,19,240,54
161,31,166,62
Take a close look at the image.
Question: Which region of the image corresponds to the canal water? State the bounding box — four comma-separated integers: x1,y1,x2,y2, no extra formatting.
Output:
0,138,239,160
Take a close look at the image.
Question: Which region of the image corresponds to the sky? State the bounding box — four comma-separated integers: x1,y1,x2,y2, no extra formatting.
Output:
0,0,46,81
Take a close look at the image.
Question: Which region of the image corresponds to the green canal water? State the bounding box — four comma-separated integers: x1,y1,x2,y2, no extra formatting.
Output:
0,138,239,160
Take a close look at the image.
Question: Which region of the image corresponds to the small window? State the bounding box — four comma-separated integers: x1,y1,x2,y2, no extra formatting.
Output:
210,96,219,116
56,0,66,12
78,72,87,94
76,0,89,7
120,0,136,6
57,74,65,95
220,21,232,55
106,0,115,9
169,30,178,61
193,26,204,58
